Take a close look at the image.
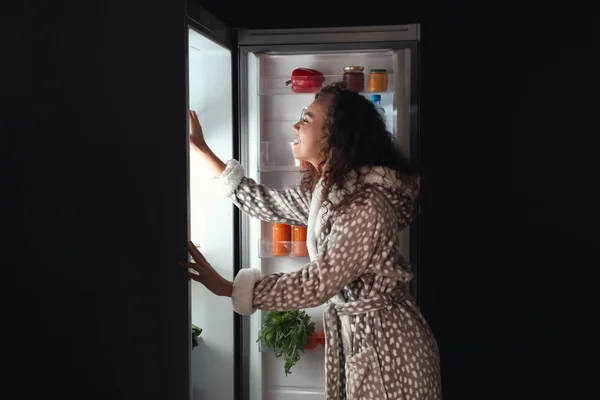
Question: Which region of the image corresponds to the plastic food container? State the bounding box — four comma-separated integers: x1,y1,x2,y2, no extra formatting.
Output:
292,226,308,257
272,223,291,256
305,331,321,350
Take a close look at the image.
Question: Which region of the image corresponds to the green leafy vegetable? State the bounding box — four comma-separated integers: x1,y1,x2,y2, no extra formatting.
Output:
192,324,203,349
257,310,315,376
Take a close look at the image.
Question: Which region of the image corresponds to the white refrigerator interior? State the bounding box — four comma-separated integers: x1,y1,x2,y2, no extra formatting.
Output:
244,48,414,400
188,27,235,400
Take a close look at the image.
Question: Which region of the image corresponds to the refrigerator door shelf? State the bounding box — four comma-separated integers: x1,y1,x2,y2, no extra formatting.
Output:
258,338,325,353
259,240,310,259
260,141,300,172
258,74,395,96
258,339,275,353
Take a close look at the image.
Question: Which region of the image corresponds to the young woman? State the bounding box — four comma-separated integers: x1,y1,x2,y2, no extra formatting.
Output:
181,82,441,399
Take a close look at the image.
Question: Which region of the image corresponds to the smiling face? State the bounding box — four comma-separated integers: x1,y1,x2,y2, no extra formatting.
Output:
292,97,329,168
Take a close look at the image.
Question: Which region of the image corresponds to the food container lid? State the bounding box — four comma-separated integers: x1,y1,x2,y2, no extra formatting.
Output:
343,66,364,72
370,69,387,73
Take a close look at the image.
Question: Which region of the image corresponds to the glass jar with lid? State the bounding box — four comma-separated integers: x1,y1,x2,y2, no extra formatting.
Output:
368,69,388,92
343,66,365,92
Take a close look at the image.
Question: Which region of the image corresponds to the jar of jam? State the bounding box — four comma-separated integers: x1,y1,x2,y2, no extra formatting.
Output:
272,223,291,256
368,69,388,92
343,66,365,92
292,226,308,257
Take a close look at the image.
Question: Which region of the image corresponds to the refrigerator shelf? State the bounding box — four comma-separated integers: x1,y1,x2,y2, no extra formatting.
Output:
259,240,310,259
258,339,325,353
258,74,395,96
260,141,301,172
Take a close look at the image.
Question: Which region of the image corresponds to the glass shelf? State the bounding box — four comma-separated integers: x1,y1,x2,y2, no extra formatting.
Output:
259,239,310,259
258,337,325,353
258,74,395,96
260,141,301,172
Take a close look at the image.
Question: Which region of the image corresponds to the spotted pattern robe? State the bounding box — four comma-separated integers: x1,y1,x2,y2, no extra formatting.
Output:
222,160,441,400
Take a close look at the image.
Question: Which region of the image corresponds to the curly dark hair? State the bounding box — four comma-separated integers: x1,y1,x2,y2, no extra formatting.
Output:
299,82,418,211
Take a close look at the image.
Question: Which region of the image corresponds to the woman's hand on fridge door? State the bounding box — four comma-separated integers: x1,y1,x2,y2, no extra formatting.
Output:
189,110,208,152
179,241,233,297
189,110,227,177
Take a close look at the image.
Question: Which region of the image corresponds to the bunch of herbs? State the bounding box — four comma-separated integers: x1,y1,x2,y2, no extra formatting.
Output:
257,310,315,375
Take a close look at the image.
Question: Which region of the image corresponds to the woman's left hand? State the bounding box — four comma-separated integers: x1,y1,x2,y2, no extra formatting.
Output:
180,241,233,297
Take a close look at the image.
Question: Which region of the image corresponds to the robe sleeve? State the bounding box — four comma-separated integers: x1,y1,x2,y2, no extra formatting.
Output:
231,189,393,315
219,159,310,226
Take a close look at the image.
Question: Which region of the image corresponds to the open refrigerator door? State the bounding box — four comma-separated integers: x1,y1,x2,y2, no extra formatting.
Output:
187,19,238,400
239,25,419,400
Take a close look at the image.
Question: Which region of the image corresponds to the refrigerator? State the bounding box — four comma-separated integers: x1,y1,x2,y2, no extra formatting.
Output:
186,3,420,400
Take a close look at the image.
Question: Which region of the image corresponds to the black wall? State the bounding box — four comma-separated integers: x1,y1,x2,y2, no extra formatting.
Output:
5,0,190,399
4,0,598,399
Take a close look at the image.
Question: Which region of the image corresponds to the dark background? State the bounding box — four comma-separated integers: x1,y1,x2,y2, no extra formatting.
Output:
3,0,598,399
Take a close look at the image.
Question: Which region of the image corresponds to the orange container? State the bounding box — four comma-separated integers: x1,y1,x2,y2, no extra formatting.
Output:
305,331,320,350
272,223,291,256
292,226,308,257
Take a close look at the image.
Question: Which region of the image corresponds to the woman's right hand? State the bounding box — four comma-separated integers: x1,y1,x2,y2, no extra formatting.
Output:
179,241,233,297
189,110,208,153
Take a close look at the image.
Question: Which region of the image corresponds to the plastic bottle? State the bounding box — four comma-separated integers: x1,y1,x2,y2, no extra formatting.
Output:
371,94,387,126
